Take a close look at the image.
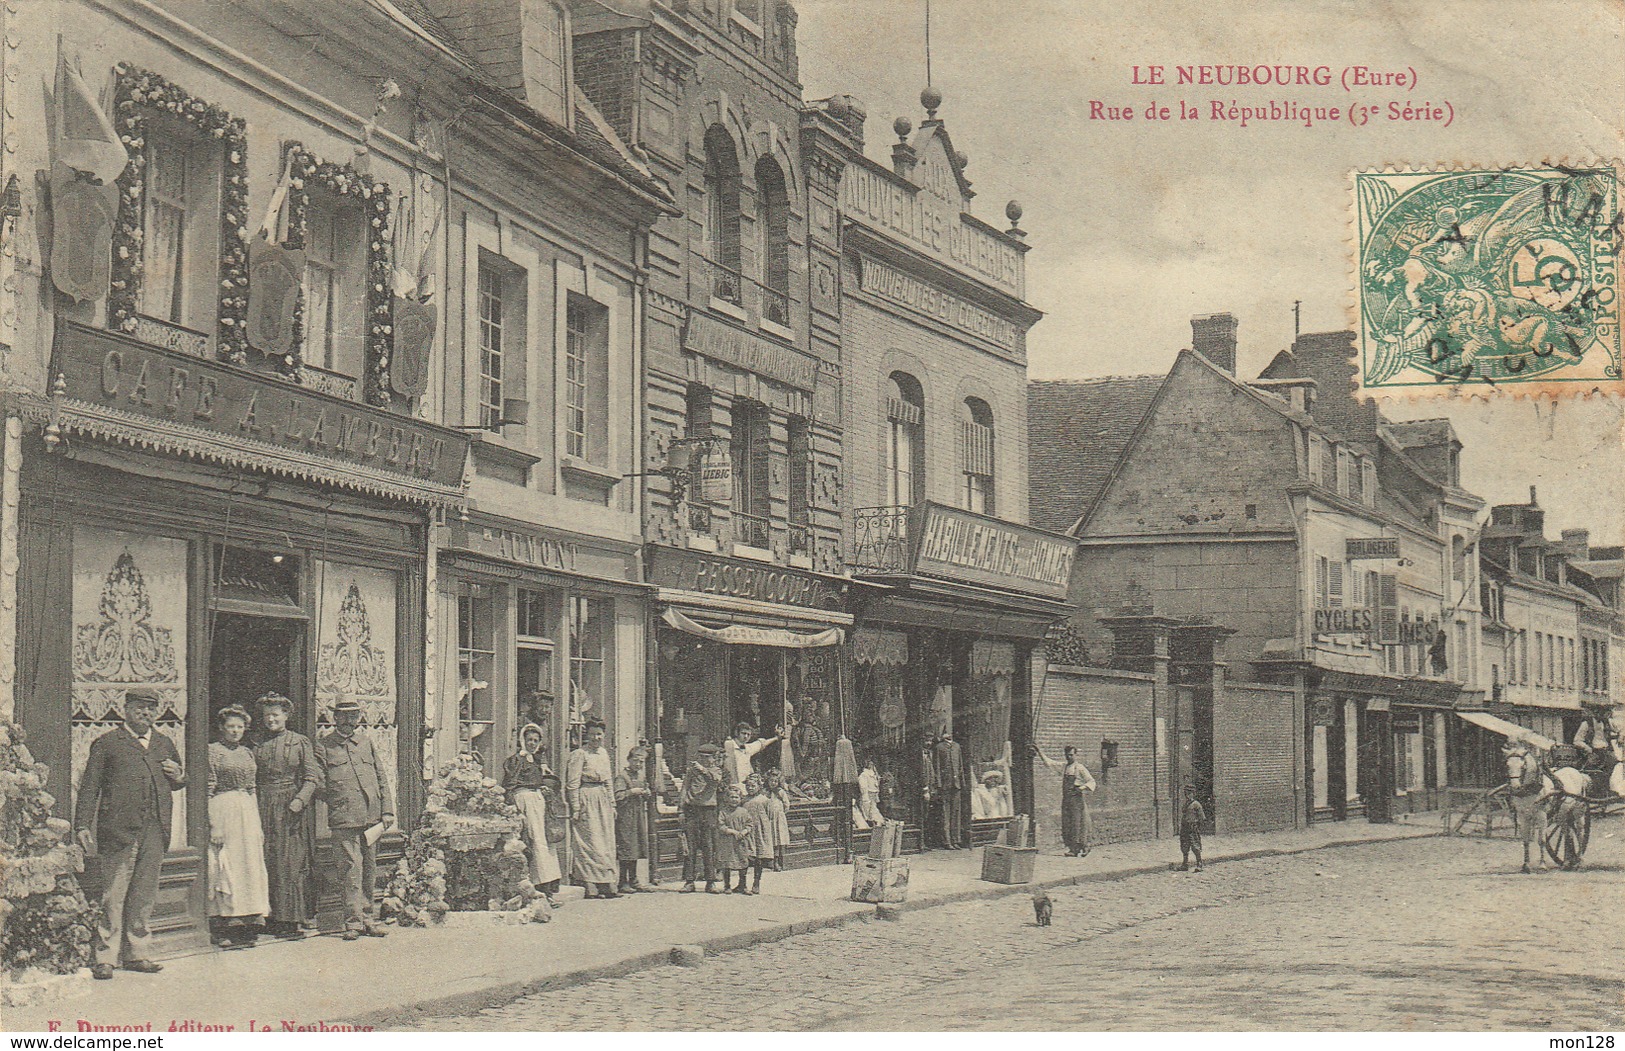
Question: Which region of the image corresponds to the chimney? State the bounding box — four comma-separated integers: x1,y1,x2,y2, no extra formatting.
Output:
1562,528,1590,559
1529,485,1538,506
1192,313,1238,374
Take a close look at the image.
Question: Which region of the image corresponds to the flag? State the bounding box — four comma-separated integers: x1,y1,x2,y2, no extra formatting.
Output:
53,42,128,186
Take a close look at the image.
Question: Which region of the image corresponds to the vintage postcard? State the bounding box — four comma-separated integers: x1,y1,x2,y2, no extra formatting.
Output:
0,0,1621,1040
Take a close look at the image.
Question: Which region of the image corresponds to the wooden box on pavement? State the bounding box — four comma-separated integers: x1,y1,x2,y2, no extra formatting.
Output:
980,844,1038,885
850,856,909,903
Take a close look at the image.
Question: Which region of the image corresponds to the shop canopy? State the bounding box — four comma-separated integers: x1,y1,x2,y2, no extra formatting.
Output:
1455,710,1558,751
661,607,843,648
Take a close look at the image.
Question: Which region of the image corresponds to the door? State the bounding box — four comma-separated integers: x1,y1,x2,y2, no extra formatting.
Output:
1361,706,1394,823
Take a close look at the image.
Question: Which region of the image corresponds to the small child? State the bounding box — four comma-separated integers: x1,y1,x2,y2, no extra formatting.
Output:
717,783,754,894
1179,787,1206,872
761,768,792,872
742,772,777,894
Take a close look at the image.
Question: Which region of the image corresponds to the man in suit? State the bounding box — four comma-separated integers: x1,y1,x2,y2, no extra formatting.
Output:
317,695,394,940
73,688,186,979
934,731,966,849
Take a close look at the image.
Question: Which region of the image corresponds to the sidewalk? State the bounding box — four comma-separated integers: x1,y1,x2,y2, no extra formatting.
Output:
3,819,1436,1033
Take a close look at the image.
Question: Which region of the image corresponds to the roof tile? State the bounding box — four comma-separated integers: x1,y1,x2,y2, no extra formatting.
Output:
1027,375,1164,534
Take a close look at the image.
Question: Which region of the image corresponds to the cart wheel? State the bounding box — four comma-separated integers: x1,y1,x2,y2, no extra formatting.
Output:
1575,805,1592,858
1542,821,1564,867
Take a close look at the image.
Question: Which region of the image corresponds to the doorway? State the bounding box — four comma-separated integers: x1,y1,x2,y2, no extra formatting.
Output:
207,614,303,729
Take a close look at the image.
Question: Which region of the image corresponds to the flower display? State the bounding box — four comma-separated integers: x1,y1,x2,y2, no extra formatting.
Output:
382,754,531,926
108,65,250,365
0,723,99,977
282,143,395,404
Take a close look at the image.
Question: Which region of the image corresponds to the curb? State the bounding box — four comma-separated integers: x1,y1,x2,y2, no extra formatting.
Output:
351,827,1438,1028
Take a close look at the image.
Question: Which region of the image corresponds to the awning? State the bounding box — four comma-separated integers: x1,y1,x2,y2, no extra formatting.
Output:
661,607,843,648
1455,711,1558,751
852,627,909,666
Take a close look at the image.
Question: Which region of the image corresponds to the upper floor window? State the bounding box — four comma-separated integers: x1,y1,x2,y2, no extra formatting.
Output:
730,398,771,543
475,252,528,433
565,293,609,464
1451,535,1467,582
302,194,366,377
529,2,570,125
685,383,713,442
140,133,218,330
959,397,995,515
754,157,790,327
886,372,924,508
703,126,742,303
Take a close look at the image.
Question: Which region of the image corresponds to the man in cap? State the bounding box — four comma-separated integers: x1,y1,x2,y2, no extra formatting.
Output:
678,742,724,893
74,688,186,979
318,695,394,939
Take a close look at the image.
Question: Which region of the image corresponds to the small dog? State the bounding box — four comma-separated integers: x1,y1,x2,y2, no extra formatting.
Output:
1031,888,1053,927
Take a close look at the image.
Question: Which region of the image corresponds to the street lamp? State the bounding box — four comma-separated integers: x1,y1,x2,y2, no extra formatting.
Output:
624,435,716,504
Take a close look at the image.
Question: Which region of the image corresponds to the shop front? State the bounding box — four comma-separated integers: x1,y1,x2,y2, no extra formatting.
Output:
848,503,1075,853
1304,670,1461,823
645,546,852,874
15,321,469,954
432,514,647,877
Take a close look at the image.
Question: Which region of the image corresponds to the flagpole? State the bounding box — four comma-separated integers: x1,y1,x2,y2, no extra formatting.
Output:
924,0,932,87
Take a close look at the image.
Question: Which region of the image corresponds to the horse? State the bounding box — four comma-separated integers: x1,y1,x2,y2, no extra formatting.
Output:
1504,747,1550,873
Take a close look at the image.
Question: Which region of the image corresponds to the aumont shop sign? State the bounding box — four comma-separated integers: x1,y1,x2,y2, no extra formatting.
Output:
52,321,468,486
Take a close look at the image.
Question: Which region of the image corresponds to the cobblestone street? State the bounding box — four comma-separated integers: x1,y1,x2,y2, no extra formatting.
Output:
409,823,1624,1032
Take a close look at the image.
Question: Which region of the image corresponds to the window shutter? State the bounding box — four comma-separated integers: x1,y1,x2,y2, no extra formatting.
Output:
1376,573,1400,644
1361,459,1377,507
1308,434,1323,485
1315,556,1328,605
1328,561,1343,607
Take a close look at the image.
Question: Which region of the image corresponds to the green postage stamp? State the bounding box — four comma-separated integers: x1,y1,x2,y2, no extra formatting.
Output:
1354,164,1622,395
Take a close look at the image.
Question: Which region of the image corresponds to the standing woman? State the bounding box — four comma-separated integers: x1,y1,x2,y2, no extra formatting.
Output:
209,706,271,946
565,720,621,899
252,693,320,938
503,723,563,905
1038,745,1097,857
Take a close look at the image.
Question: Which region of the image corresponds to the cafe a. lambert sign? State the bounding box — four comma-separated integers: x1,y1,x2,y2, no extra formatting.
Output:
911,503,1075,601
51,321,468,488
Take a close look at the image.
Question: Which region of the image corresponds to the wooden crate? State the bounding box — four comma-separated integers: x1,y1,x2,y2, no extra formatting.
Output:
980,844,1039,885
850,856,909,903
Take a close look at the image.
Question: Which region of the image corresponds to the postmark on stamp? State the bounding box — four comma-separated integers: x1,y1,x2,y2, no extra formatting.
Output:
1354,164,1623,396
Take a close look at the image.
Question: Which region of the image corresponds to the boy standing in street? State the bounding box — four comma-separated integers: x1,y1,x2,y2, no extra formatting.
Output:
679,743,724,893
1179,787,1206,872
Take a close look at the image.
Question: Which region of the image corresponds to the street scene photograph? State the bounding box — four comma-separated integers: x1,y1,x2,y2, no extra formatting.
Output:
1,0,1622,1037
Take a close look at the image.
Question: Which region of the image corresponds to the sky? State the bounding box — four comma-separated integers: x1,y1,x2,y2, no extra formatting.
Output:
795,0,1625,542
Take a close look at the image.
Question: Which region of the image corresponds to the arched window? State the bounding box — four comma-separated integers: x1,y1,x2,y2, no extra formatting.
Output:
886,373,924,508
960,397,995,514
754,156,790,326
702,125,742,305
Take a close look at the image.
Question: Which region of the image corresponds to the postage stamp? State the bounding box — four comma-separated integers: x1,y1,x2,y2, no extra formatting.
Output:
1354,163,1623,396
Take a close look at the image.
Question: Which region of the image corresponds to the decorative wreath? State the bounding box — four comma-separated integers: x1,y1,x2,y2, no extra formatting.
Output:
108,65,250,365
281,143,395,405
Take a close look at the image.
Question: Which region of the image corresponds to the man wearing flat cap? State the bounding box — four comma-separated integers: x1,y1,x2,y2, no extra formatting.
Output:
318,694,394,939
74,688,186,979
678,742,724,893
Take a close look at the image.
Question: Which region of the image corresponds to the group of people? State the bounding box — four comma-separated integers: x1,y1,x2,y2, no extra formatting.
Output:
73,688,393,980
674,724,794,895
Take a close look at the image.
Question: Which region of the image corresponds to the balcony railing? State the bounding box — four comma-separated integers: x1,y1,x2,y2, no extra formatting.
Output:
733,509,771,549
851,505,911,574
687,502,713,535
693,253,793,331
761,284,790,327
297,361,360,402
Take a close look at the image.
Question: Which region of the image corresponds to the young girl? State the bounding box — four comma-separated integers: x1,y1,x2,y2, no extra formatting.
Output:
716,783,754,894
761,768,793,871
741,773,777,895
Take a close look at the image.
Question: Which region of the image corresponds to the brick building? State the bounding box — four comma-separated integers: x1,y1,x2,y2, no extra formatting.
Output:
1030,318,1484,829
811,88,1069,852
569,0,856,870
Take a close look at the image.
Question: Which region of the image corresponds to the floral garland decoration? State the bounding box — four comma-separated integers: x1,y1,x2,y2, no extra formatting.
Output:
108,65,250,365
282,143,394,405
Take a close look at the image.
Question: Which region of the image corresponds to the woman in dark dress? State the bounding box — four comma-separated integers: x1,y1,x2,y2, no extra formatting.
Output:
252,693,321,937
502,723,563,905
